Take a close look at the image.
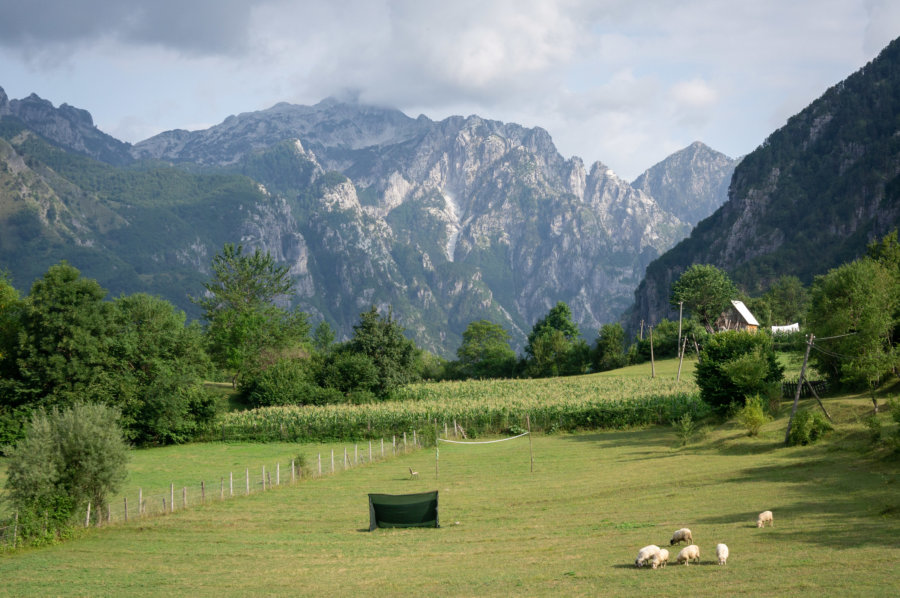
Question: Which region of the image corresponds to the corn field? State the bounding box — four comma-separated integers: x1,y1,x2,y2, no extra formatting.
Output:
199,374,707,443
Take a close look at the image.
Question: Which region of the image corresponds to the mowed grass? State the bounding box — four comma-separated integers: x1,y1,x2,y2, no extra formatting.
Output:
1,398,898,597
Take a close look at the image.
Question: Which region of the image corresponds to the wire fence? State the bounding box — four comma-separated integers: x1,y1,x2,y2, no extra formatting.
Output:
782,379,829,399
0,433,423,551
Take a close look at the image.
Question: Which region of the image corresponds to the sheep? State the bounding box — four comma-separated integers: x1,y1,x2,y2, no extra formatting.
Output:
757,510,774,528
652,548,670,569
635,545,661,568
716,543,729,565
676,544,701,565
669,527,693,545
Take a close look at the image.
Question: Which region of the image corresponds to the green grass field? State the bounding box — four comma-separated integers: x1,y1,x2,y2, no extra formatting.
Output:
1,381,898,596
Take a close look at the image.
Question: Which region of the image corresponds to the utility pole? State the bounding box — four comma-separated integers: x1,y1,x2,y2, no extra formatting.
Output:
677,301,684,358
785,333,814,445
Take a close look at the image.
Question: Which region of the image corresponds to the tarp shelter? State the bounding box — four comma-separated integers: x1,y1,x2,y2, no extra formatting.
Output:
368,491,439,531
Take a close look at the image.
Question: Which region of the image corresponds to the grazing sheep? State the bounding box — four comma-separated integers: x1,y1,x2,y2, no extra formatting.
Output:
653,548,669,569
716,543,729,565
757,510,774,528
677,544,701,565
669,527,693,545
635,545,661,568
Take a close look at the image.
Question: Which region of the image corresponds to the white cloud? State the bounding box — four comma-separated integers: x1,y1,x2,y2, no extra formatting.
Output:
1,0,899,179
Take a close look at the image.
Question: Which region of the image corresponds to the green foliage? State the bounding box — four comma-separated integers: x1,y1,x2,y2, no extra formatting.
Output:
241,358,333,408
695,330,784,411
194,244,310,382
524,302,589,377
317,351,380,395
806,257,898,397
593,323,627,371
347,306,419,397
671,264,738,332
673,412,697,446
788,409,832,446
762,275,809,326
736,394,773,436
3,403,128,541
312,321,336,353
455,319,517,379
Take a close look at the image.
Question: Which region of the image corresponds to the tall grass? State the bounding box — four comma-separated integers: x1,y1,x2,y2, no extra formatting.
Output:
201,373,706,442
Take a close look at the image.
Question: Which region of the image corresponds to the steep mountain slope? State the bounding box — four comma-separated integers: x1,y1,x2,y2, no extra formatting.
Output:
629,36,900,329
632,141,737,227
133,102,691,352
2,89,731,356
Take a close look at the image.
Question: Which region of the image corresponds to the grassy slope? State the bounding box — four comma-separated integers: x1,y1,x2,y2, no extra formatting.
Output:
0,388,898,596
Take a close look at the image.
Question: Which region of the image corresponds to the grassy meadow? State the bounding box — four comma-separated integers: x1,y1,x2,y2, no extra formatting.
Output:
0,359,898,596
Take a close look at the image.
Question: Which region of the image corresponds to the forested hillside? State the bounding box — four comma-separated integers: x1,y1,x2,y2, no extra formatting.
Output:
629,35,900,328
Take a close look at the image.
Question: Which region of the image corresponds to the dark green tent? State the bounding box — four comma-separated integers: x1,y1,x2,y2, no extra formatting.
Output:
368,491,439,531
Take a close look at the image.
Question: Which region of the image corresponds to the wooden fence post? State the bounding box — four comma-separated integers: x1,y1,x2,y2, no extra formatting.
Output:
291,460,296,483
318,453,322,476
13,510,18,547
331,450,335,473
182,487,187,510
277,463,280,486
230,472,234,497
220,477,224,500
245,468,249,495
201,481,205,503
369,440,373,462
85,501,91,528
124,497,128,522
262,466,266,491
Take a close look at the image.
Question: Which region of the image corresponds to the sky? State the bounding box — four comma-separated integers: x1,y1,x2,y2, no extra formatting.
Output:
1,0,899,180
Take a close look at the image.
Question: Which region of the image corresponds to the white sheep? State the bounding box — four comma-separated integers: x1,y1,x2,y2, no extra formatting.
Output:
652,548,669,569
757,510,774,528
677,544,701,565
716,543,729,565
669,527,693,545
635,544,661,568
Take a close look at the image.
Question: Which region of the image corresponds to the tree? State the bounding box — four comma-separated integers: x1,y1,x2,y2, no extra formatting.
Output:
193,244,309,384
456,320,517,379
523,302,589,377
694,330,783,411
11,262,116,412
762,275,809,325
347,306,419,397
108,293,216,444
525,302,580,357
806,257,898,412
312,320,336,353
593,323,627,371
671,264,738,332
4,402,129,537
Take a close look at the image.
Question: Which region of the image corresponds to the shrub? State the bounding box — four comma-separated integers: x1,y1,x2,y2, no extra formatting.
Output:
673,413,697,446
788,409,833,446
737,394,772,436
695,330,784,411
3,403,129,542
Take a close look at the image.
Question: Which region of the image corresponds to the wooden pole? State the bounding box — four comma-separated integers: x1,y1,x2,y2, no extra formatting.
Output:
201,481,205,503
369,440,373,462
527,414,534,473
434,418,439,479
182,487,186,510
13,510,17,547
676,337,687,382
262,466,266,491
331,450,335,473
291,461,296,483
85,501,91,527
785,334,814,445
245,468,250,494
124,497,128,522
318,453,322,475
804,379,834,422
677,301,684,354
277,463,281,485
220,477,224,500
649,325,656,379
230,472,234,496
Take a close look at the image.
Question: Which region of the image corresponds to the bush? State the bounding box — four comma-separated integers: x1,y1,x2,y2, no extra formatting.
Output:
3,403,129,542
736,394,772,436
788,409,833,446
695,331,784,411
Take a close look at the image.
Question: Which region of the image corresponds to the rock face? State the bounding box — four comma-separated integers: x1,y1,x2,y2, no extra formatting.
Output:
632,141,737,228
2,90,733,356
0,86,132,165
132,100,695,352
628,36,900,331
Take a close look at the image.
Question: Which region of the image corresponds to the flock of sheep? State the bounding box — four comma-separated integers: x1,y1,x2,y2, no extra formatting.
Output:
634,511,774,569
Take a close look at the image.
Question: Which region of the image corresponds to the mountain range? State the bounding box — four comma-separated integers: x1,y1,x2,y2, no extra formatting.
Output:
0,86,735,356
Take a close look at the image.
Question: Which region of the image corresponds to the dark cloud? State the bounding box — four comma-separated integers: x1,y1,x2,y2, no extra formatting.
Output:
0,0,262,57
